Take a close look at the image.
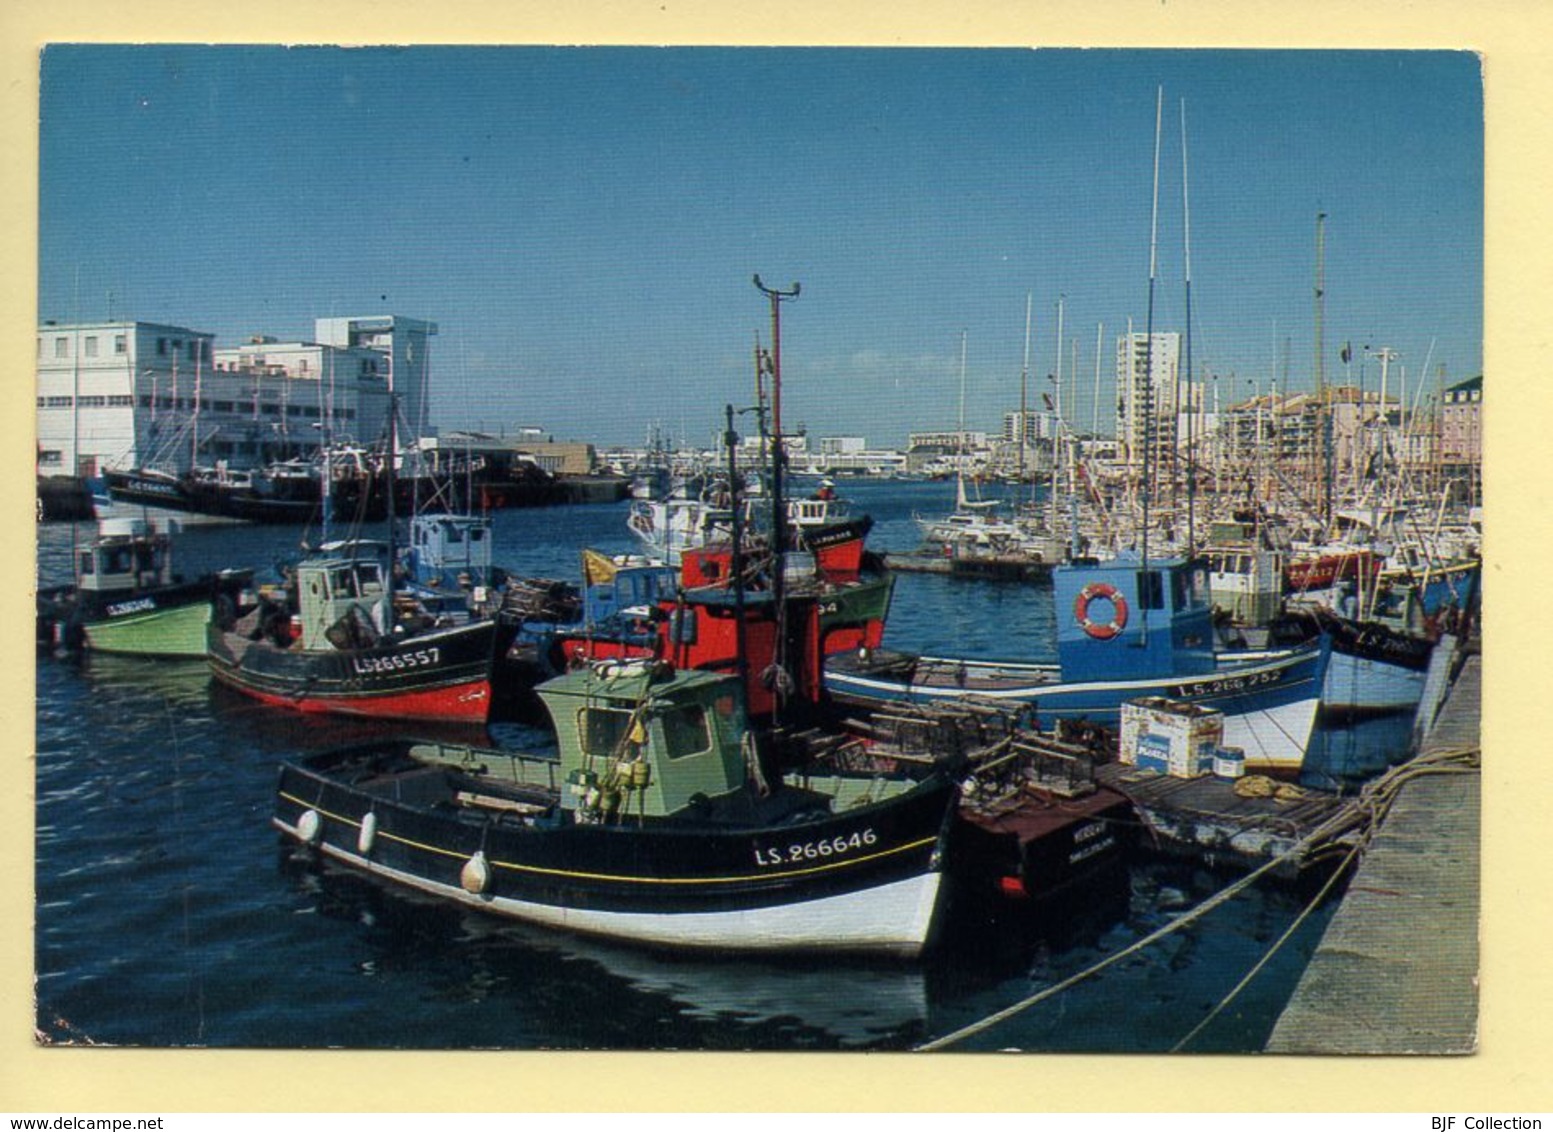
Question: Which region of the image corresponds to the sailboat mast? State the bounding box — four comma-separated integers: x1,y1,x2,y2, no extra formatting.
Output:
1019,293,1032,485
956,329,969,510
1181,97,1196,555
1050,295,1064,542
1140,85,1164,643
1315,211,1331,531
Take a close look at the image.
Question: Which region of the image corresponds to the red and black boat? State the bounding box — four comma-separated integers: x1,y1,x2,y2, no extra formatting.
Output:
208,541,519,724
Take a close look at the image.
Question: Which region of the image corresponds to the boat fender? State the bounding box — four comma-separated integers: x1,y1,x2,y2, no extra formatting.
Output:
296,808,323,845
1074,582,1129,641
357,812,377,856
461,851,491,895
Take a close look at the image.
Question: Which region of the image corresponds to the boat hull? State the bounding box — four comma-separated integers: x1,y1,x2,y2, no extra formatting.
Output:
826,642,1330,774
81,598,215,659
39,571,253,658
274,752,957,955
209,618,516,723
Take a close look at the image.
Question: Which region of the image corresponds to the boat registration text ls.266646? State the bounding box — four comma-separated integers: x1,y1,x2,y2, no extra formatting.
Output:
352,647,441,676
754,828,878,868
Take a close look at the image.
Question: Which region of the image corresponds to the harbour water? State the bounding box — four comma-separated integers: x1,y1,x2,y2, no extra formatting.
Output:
33,479,1413,1051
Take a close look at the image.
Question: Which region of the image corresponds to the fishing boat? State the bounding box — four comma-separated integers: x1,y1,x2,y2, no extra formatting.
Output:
273,662,964,956
37,516,254,658
825,553,1332,775
208,398,520,723
532,515,894,724
207,540,520,723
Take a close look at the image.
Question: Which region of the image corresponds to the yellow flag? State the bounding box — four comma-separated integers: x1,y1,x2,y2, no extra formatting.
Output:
582,548,618,587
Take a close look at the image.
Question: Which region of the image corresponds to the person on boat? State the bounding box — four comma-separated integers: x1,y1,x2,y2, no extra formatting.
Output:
813,479,836,502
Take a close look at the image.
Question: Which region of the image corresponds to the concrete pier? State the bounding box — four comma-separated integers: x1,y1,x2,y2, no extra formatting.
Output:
1265,648,1480,1054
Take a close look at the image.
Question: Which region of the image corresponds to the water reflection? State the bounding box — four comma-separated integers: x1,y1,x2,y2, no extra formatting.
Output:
277,848,1135,1051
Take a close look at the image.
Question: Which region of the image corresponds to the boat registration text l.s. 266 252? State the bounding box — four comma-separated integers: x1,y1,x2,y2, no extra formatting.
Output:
352,647,441,676
1169,666,1284,699
753,828,878,868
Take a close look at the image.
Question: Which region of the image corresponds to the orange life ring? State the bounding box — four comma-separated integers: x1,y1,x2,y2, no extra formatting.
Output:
1074,582,1128,640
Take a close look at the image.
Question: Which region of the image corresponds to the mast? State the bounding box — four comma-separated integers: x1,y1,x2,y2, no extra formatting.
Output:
191,336,203,472
382,391,398,633
1019,292,1032,486
1050,295,1064,542
955,329,970,510
724,403,749,696
1140,85,1163,644
1091,321,1104,442
1181,97,1197,555
1314,211,1331,531
753,274,799,723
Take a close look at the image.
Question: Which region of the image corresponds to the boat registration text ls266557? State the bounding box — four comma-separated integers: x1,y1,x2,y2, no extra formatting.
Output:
351,647,442,676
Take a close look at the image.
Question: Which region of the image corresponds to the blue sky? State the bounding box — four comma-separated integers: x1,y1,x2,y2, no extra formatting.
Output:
37,46,1482,448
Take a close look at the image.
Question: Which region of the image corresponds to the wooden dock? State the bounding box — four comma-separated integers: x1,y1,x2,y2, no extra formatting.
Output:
1265,647,1481,1054
1094,761,1367,877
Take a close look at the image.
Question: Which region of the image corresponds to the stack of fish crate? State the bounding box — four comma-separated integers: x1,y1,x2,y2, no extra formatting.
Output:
1119,697,1225,778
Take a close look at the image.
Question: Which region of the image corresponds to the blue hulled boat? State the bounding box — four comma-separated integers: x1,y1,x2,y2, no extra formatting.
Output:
825,553,1332,775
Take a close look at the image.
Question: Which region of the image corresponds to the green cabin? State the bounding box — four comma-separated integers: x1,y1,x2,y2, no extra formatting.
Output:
537,664,751,819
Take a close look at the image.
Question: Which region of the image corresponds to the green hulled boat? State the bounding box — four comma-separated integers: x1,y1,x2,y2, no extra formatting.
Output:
38,517,254,658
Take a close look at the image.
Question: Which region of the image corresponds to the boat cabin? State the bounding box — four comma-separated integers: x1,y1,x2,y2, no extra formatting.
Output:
76,518,177,595
295,551,388,650
538,665,751,819
1203,545,1284,628
404,513,496,592
1053,554,1216,682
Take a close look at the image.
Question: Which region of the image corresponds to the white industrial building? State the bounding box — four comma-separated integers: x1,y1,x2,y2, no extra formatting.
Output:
36,314,436,478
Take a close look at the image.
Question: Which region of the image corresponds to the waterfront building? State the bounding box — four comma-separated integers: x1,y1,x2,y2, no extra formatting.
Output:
36,314,437,480
314,315,439,442
36,320,216,478
1438,376,1483,498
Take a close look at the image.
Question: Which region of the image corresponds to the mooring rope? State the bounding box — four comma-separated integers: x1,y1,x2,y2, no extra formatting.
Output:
917,745,1480,1052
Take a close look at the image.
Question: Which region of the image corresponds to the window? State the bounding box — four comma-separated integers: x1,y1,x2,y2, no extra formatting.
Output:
580,707,637,759
36,396,45,407
139,396,152,408
213,400,234,412
45,395,73,408
54,337,68,358
1136,570,1165,611
108,395,134,406
84,336,98,358
78,395,107,408
114,335,127,355
38,450,62,466
156,338,167,356
660,705,712,761
287,405,302,417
